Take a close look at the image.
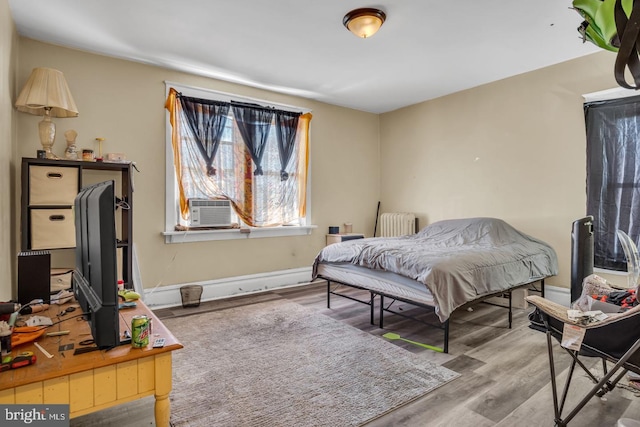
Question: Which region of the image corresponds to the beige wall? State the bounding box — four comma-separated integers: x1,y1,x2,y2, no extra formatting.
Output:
12,38,380,295
379,50,619,289
1,0,18,301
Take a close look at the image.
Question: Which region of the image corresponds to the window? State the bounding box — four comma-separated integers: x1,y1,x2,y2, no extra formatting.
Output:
163,82,313,242
585,94,640,270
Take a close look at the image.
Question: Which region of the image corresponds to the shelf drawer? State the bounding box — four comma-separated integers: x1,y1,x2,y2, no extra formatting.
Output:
29,165,79,206
30,208,76,250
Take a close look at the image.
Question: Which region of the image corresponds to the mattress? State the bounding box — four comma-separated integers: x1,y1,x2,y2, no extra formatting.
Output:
317,262,435,307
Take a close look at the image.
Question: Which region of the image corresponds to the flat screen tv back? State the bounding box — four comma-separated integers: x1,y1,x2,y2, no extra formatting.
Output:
72,180,121,349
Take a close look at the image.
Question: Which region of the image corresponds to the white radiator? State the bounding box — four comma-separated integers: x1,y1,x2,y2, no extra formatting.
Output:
379,213,416,237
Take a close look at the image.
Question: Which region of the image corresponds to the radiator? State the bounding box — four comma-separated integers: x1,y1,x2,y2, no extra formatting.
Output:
379,213,416,237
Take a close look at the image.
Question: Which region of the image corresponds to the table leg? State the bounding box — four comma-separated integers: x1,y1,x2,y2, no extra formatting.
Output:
154,352,173,427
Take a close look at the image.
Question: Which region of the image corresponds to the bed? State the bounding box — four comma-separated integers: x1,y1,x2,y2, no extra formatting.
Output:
312,217,559,352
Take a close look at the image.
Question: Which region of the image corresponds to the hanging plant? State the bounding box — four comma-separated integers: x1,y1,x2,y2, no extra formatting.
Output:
573,0,640,88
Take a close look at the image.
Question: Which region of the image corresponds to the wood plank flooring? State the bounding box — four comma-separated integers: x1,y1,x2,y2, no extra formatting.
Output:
71,282,640,426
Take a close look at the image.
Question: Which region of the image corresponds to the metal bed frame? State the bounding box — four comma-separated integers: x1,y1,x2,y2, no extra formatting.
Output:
320,275,546,353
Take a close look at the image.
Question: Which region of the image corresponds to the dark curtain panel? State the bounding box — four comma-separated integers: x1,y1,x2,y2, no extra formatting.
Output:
231,104,275,175
179,95,230,176
585,95,640,270
274,111,301,181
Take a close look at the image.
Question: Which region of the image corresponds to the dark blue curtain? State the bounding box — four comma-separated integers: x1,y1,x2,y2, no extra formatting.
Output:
179,95,230,176
275,111,301,181
585,95,640,270
231,104,274,175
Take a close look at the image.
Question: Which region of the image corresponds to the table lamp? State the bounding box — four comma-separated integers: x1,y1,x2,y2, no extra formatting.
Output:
15,67,79,159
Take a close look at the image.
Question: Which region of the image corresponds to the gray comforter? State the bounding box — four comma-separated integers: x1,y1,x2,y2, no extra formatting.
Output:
313,217,558,321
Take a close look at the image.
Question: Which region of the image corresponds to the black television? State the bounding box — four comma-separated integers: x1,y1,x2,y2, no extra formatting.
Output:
72,180,122,349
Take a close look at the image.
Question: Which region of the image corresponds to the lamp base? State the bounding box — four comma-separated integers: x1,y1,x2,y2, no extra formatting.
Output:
39,110,58,159
44,149,59,160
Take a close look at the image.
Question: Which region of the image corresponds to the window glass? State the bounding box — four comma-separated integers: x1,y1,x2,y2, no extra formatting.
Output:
585,95,640,270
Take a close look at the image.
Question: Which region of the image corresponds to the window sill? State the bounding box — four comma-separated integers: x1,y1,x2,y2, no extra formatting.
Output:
593,267,633,288
594,267,629,277
163,225,317,243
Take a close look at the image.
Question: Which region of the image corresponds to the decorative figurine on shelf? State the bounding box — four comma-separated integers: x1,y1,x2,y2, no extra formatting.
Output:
95,137,105,162
64,129,79,160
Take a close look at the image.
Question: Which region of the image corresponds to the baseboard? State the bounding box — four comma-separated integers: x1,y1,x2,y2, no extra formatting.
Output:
482,284,570,310
143,267,313,309
544,284,571,307
143,269,573,311
486,288,529,309
485,283,570,310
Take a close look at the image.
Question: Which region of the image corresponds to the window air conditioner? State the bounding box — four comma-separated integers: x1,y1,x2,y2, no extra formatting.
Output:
188,199,232,227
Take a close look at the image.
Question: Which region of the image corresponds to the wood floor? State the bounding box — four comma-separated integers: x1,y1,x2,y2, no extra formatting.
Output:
71,282,640,426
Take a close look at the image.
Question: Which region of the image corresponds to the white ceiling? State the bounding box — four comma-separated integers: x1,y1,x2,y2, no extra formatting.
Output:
8,0,601,113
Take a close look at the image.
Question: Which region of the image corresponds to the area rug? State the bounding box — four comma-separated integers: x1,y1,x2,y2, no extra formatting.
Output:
164,299,459,427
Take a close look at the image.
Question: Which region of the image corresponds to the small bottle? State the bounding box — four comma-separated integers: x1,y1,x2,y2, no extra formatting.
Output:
82,149,94,161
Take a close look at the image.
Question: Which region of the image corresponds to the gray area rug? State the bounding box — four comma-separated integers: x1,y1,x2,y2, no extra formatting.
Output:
164,299,459,427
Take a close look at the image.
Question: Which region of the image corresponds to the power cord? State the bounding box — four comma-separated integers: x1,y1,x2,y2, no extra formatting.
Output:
115,197,131,210
12,312,88,333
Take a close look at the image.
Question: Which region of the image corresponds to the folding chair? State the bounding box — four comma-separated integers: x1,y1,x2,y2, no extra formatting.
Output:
528,295,640,426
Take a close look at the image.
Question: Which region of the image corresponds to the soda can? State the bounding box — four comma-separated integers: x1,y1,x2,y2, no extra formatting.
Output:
131,315,150,348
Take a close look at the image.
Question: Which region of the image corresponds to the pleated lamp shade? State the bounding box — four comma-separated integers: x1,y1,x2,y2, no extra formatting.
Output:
15,67,79,117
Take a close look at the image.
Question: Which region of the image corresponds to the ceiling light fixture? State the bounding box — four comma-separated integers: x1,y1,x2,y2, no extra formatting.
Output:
343,8,386,39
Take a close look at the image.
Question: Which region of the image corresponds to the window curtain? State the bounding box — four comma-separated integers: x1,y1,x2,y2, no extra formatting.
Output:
179,94,230,176
297,113,312,218
218,113,312,227
167,88,312,227
585,95,640,270
275,111,301,181
166,88,234,217
231,103,274,175
165,88,190,217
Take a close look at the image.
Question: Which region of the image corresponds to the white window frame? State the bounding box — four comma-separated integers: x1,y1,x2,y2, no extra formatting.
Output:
162,81,315,243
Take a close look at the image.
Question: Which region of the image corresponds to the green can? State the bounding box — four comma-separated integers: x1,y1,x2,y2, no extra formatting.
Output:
131,315,150,348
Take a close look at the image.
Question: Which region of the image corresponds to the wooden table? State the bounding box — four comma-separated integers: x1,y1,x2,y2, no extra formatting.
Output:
0,300,182,426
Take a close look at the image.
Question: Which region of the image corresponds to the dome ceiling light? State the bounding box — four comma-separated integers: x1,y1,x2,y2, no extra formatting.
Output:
343,8,386,39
